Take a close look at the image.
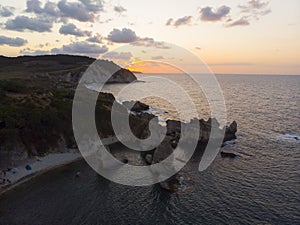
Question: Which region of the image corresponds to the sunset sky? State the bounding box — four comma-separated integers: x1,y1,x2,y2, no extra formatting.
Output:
0,0,299,74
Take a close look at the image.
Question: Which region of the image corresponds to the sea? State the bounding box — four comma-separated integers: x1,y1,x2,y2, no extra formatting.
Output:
0,74,299,225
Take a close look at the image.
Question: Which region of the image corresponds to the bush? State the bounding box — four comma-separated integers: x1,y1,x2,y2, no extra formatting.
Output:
0,80,28,93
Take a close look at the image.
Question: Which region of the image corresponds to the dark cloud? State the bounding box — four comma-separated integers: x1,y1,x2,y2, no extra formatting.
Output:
102,51,132,60
43,1,60,17
26,0,42,13
195,47,202,50
26,0,60,17
0,5,14,17
86,34,103,43
5,16,53,32
24,0,103,22
106,28,170,49
57,0,103,22
57,0,94,22
227,17,250,27
200,5,230,22
59,23,91,36
0,35,27,47
51,41,108,54
107,28,138,43
166,16,193,27
114,6,126,13
79,0,103,12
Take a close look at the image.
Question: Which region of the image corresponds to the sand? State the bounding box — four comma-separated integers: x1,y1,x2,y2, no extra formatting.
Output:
0,151,82,195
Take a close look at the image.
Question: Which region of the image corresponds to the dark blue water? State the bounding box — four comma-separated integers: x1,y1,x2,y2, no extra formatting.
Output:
0,74,299,224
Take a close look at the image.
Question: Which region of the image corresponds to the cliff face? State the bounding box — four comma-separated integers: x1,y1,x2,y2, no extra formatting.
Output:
108,68,137,84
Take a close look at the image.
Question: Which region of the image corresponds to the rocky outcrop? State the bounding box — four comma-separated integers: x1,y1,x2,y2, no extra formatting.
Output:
82,60,137,85
224,121,237,142
166,118,237,144
145,117,238,192
107,68,137,84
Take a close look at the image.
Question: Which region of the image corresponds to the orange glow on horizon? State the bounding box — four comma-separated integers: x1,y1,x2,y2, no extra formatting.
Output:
126,61,185,74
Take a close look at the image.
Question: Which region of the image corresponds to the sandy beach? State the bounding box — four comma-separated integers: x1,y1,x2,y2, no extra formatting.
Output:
0,151,82,195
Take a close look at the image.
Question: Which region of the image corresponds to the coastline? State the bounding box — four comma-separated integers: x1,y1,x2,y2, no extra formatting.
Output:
0,151,83,196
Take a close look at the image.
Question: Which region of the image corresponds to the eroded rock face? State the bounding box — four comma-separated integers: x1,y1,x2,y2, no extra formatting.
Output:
82,60,137,85
149,118,238,192
107,68,137,84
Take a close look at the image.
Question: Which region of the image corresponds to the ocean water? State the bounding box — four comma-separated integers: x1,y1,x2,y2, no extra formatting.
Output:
0,74,299,224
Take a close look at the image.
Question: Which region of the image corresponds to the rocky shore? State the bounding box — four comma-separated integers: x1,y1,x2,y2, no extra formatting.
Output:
123,101,238,192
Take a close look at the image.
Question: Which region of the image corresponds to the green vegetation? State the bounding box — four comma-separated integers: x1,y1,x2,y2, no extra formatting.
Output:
0,55,149,164
0,82,75,155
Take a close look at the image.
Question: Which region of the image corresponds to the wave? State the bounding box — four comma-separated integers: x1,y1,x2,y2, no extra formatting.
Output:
276,133,300,143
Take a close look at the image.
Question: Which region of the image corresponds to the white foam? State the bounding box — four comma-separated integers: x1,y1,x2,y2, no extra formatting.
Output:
276,133,300,143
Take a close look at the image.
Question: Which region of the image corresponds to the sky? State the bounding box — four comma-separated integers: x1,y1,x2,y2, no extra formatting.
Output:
0,0,299,74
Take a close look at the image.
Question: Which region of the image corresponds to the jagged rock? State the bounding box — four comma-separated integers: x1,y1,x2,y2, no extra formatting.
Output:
224,121,237,142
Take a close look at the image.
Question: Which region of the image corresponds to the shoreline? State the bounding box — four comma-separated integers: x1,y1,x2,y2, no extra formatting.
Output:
0,152,83,196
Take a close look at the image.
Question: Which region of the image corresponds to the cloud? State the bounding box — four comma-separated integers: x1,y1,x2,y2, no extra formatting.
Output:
195,47,202,50
86,34,103,43
107,28,170,49
239,0,269,12
114,6,126,13
20,48,50,55
238,0,271,18
224,0,271,27
226,17,250,27
151,56,164,60
25,0,60,17
57,0,103,22
131,38,171,49
107,28,138,43
79,0,103,12
102,51,132,60
0,5,14,17
51,41,108,54
166,18,173,26
166,16,193,27
5,16,53,32
0,35,27,47
25,0,103,22
59,23,91,36
26,0,42,13
200,5,230,22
